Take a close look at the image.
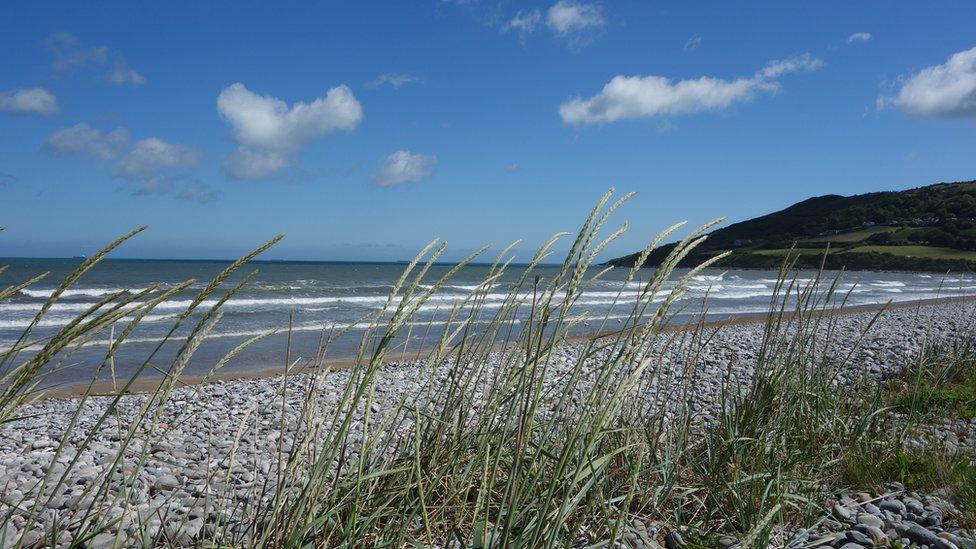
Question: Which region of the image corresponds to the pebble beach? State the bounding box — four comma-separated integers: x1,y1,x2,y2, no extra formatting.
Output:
2,299,975,547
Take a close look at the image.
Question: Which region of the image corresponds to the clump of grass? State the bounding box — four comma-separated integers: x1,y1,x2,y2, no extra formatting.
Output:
839,338,976,525
665,265,892,546
840,445,976,524
885,339,976,420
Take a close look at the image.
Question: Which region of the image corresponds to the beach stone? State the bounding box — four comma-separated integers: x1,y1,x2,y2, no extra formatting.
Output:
154,474,179,491
87,532,118,548
2,527,19,548
845,530,872,545
856,513,884,530
833,502,854,522
880,499,907,516
905,498,926,515
899,523,943,546
20,530,42,547
863,525,888,546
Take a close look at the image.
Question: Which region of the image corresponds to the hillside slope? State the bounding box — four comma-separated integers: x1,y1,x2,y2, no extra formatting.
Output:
607,180,976,272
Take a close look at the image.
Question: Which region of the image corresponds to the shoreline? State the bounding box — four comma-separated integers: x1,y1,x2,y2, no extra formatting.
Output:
32,293,976,400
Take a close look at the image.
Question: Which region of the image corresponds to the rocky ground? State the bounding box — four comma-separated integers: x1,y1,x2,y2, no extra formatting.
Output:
1,300,975,547
791,487,975,549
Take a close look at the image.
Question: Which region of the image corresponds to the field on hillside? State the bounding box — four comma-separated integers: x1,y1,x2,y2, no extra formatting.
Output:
750,244,976,262
845,245,976,260
804,226,901,243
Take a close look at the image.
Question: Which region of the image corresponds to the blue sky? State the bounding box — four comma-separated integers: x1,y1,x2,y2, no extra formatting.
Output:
1,1,974,261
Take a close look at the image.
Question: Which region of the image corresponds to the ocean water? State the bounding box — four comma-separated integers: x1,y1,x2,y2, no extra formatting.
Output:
2,258,975,386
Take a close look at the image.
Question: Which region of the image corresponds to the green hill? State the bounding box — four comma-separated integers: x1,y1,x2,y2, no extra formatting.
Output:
607,180,976,272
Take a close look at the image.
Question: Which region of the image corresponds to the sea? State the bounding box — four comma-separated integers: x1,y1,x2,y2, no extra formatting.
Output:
2,258,976,387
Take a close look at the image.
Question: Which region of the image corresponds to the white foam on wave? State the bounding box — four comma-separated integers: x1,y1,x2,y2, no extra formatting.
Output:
729,283,770,290
870,281,906,287
0,311,181,331
708,290,773,300
19,287,152,299
419,283,500,292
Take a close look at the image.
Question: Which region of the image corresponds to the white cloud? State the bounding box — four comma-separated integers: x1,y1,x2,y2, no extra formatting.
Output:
365,73,424,89
44,124,129,159
216,82,363,179
559,53,823,125
500,2,604,45
684,34,703,51
112,138,202,179
886,46,976,119
44,32,145,87
217,83,362,151
374,150,436,187
503,9,542,36
847,32,872,43
546,1,604,36
223,149,290,181
0,87,59,116
757,53,824,79
106,63,147,86
44,123,205,201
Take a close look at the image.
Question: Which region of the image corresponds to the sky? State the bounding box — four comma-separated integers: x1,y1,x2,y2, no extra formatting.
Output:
1,1,974,262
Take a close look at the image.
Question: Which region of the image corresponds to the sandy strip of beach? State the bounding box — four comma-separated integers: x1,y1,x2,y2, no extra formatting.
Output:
30,293,976,400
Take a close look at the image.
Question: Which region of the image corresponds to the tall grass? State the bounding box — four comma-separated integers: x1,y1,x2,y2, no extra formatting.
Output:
0,190,972,547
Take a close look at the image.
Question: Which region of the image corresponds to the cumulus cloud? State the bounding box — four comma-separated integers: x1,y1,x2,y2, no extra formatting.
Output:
44,32,145,86
365,73,424,89
883,46,976,119
217,83,362,151
546,1,604,36
374,150,436,187
559,53,823,125
44,123,205,200
44,124,129,159
684,34,703,51
112,138,203,180
847,32,872,43
0,87,59,116
217,83,363,179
